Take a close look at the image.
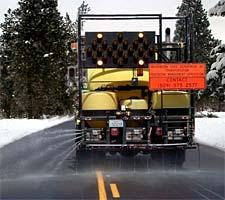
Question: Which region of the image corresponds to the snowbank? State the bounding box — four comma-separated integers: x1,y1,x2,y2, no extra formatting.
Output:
0,116,74,148
195,113,225,151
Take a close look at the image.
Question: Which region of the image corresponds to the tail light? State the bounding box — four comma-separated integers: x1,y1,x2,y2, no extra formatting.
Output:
156,127,163,135
111,128,119,136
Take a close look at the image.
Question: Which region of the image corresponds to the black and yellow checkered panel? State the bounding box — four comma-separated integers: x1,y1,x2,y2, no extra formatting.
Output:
84,32,155,68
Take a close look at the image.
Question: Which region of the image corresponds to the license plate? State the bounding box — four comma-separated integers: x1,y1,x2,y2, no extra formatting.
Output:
109,120,124,128
175,129,182,134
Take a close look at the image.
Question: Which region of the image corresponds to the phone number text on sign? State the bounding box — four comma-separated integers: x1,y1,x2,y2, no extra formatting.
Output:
149,63,206,90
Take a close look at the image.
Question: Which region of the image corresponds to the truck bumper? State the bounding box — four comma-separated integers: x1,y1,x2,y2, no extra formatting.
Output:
84,142,197,151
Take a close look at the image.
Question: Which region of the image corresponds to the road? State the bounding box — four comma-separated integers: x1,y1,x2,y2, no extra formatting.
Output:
0,119,224,200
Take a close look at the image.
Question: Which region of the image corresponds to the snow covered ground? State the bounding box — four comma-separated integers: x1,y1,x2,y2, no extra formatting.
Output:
0,113,224,151
195,112,225,151
0,116,74,148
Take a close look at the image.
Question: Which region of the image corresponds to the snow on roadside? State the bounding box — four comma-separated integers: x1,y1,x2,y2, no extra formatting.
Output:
195,118,225,151
213,112,225,118
0,116,74,148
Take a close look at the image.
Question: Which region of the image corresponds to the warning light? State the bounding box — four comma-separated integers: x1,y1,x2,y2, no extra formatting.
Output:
117,58,123,66
143,52,149,63
112,39,118,50
123,52,128,64
138,59,144,66
97,33,103,43
123,39,128,49
138,47,144,57
85,31,156,68
92,39,97,50
92,52,97,64
133,52,139,64
138,32,144,38
133,39,138,50
112,52,118,64
97,33,103,39
117,32,123,43
86,47,92,57
102,40,108,50
97,46,103,57
97,60,103,66
128,47,134,56
102,53,108,64
107,47,113,57
138,32,144,42
143,39,149,50
117,47,123,57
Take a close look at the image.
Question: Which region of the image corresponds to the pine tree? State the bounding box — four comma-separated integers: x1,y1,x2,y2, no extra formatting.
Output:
0,0,92,118
0,8,19,118
74,1,91,33
174,0,220,66
1,0,71,118
16,0,70,118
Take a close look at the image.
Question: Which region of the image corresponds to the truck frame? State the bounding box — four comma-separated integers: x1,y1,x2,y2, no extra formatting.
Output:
75,14,198,166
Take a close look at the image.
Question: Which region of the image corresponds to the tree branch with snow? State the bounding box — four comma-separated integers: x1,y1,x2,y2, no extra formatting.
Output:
207,1,225,101
209,0,225,16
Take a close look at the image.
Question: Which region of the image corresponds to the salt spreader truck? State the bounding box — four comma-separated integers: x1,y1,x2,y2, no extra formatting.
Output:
74,14,206,166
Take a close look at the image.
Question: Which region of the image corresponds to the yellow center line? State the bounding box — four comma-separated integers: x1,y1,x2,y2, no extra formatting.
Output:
96,170,107,200
110,183,120,198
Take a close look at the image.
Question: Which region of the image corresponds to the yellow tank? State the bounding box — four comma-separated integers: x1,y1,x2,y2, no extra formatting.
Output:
151,91,190,109
82,91,118,128
87,68,149,90
120,99,148,110
82,91,118,110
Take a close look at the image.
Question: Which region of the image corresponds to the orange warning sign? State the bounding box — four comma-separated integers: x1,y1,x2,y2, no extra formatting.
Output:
149,63,206,90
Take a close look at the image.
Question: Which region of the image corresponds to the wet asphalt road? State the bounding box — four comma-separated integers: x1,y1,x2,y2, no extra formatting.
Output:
0,119,224,200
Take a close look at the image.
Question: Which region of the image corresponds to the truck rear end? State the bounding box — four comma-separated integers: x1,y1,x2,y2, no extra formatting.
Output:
75,14,205,166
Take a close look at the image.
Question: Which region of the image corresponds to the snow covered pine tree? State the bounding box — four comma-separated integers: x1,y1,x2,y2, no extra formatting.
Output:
207,0,225,105
174,0,219,65
1,0,72,118
0,9,19,118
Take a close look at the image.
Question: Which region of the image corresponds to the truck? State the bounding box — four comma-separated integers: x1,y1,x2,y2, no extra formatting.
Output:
74,14,206,167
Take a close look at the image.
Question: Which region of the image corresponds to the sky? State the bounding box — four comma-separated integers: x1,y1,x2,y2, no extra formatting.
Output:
0,0,224,42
